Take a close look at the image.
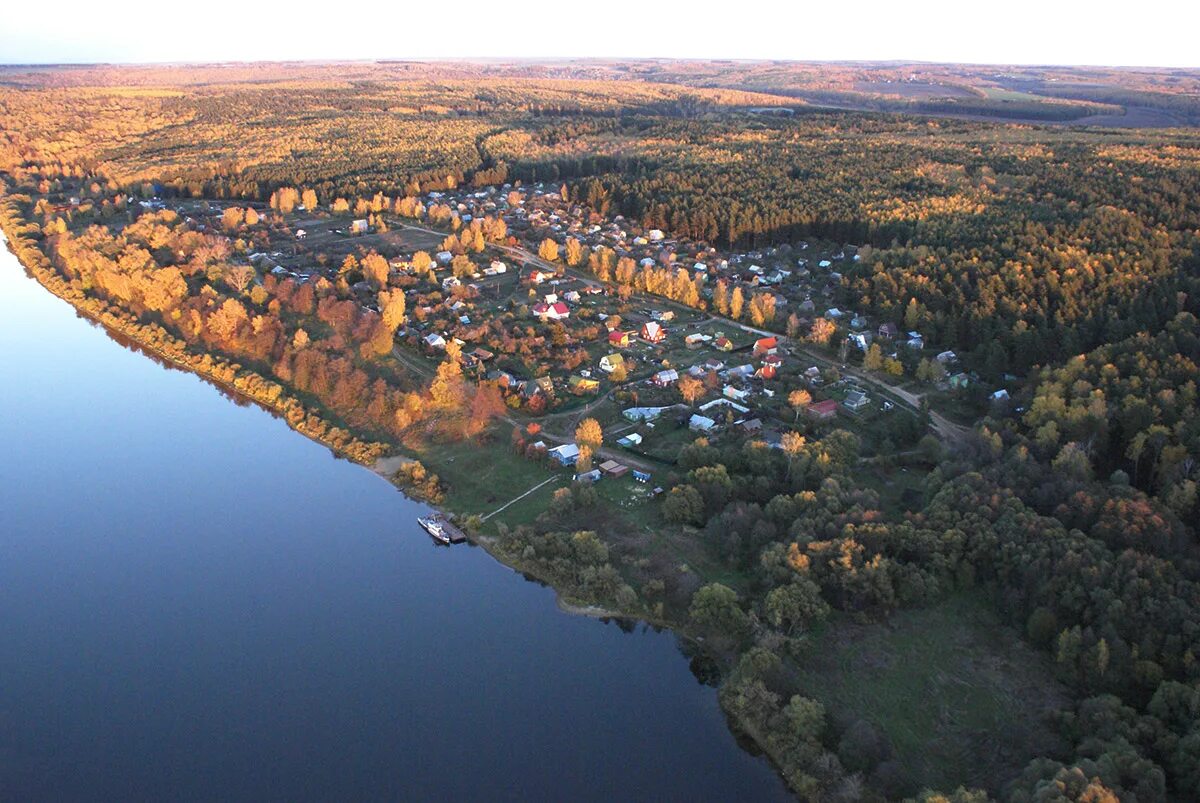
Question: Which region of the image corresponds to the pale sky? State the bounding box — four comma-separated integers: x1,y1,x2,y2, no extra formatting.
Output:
1,0,1196,68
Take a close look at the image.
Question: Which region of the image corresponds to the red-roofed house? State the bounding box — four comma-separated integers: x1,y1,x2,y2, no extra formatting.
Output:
753,336,778,357
640,321,667,343
534,301,571,321
608,330,632,348
805,399,838,421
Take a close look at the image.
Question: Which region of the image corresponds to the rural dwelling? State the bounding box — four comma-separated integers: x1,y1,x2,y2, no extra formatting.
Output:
617,433,644,447
689,414,717,432
849,331,872,351
295,228,307,240
623,406,670,422
574,469,602,483
843,389,869,411
714,336,734,352
991,389,1011,402
739,418,763,435
600,353,626,374
533,301,570,321
906,331,925,349
850,315,868,330
948,372,970,389
569,375,600,394
652,369,680,387
608,330,632,348
599,460,629,478
936,350,958,364
878,322,900,339
548,443,581,466
753,336,778,357
423,332,446,350
350,219,370,234
685,333,712,349
723,385,751,402
806,399,839,421
641,321,667,343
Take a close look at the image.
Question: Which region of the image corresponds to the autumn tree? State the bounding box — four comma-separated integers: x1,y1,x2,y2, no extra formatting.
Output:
224,265,256,295
538,238,559,262
221,207,244,230
575,418,603,451
379,289,406,333
788,389,812,422
362,252,389,286
576,444,594,474
678,374,705,406
730,286,744,320
863,343,884,371
808,318,835,346
430,340,465,411
565,237,584,267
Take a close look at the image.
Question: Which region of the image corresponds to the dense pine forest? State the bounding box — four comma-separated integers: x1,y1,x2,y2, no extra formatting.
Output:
2,62,1198,801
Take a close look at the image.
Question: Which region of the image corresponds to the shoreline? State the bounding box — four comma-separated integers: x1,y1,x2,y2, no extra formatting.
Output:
0,212,673,635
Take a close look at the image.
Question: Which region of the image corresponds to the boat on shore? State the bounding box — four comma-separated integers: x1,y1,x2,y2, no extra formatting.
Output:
417,514,466,544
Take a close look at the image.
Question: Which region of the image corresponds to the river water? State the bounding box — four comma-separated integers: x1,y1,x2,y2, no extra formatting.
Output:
0,243,787,801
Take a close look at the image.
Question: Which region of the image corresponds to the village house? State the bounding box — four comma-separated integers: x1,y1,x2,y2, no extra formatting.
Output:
569,375,600,395
533,301,571,321
878,322,900,340
723,385,751,402
906,331,925,349
599,460,629,478
849,331,873,351
652,368,679,387
350,218,370,234
806,399,839,421
623,406,670,422
423,332,446,350
689,414,717,432
640,321,667,343
617,433,643,448
685,333,712,349
548,443,581,467
600,353,626,374
714,335,734,352
843,388,870,412
753,336,778,358
739,418,763,434
608,330,632,348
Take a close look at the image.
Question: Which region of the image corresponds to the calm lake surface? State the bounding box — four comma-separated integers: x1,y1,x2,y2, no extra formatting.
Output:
0,243,788,801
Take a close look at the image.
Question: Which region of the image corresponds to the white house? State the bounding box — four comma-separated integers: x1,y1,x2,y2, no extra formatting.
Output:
548,443,581,466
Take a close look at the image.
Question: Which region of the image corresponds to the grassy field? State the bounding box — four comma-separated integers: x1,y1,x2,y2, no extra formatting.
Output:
409,431,566,524
793,594,1069,793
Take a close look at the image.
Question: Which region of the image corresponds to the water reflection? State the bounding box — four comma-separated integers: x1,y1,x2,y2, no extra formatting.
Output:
0,245,789,801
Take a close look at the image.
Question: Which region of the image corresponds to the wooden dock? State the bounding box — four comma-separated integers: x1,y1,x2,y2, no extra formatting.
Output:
441,518,468,544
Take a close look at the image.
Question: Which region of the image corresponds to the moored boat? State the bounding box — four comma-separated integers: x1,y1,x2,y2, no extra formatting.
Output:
417,514,466,544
